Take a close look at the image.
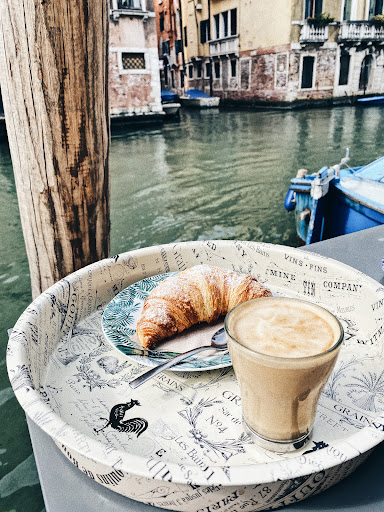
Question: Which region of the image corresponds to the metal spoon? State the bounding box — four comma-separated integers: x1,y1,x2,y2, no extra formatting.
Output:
128,327,228,389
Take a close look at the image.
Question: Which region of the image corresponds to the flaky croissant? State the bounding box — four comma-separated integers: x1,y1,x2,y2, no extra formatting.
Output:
136,264,272,348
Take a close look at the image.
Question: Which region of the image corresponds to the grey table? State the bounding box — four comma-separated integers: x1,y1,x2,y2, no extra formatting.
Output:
28,225,384,511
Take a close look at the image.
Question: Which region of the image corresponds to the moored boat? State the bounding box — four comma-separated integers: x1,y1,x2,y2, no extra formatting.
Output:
161,89,178,103
357,96,384,105
284,151,384,245
179,88,220,108
160,89,181,118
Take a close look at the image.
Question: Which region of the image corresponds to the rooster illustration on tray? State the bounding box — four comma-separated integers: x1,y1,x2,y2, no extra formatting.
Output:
94,399,148,437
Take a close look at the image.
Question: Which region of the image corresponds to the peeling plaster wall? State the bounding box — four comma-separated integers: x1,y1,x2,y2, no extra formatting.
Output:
109,15,162,115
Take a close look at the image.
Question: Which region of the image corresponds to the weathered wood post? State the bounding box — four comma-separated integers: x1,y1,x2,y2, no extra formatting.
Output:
0,0,110,299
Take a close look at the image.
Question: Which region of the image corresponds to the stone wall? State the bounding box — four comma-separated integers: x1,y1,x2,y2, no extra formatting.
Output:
109,13,162,117
186,42,384,106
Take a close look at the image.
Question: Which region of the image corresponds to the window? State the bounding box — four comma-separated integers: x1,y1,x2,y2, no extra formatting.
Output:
159,13,165,32
122,53,146,70
369,0,383,17
304,0,323,18
175,39,182,54
161,41,170,55
188,65,193,79
231,59,237,77
214,61,220,78
343,0,353,20
184,26,188,47
230,9,237,36
301,56,315,88
205,62,212,78
214,14,220,39
200,19,210,44
196,61,202,78
213,10,237,39
339,52,350,85
223,11,229,37
359,55,373,92
118,0,142,9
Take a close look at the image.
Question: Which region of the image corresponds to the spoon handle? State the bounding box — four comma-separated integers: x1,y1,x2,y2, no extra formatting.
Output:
129,345,212,389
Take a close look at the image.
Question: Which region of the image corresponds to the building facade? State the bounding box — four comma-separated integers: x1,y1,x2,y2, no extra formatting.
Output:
109,0,163,118
180,0,384,105
154,0,185,92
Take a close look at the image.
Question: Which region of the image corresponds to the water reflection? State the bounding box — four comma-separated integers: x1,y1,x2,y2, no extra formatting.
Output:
110,106,384,254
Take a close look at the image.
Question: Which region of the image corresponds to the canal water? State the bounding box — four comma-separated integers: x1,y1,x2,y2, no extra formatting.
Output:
1,105,384,510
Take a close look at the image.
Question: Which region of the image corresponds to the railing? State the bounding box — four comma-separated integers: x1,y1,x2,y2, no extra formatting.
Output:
209,35,239,57
339,21,384,41
299,22,329,43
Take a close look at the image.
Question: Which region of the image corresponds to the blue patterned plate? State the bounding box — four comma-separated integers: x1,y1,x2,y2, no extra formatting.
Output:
102,272,232,371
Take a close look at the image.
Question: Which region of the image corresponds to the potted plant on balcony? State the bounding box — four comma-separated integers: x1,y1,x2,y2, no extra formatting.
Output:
371,14,384,27
307,12,335,27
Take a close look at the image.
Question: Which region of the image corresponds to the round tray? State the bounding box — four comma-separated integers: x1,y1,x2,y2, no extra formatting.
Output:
7,241,384,511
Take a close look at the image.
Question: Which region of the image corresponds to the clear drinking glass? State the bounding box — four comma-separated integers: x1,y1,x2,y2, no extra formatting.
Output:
225,297,344,452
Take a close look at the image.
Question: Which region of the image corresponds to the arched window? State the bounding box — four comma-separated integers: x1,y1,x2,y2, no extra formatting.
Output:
359,55,373,93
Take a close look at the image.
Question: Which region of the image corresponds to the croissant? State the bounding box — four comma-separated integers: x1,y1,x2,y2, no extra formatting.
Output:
136,264,272,348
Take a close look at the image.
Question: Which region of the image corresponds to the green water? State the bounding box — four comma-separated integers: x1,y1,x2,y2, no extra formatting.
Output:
1,106,384,510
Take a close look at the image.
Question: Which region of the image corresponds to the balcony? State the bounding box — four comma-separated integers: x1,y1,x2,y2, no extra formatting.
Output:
339,21,384,42
110,0,149,20
299,22,329,43
209,35,239,57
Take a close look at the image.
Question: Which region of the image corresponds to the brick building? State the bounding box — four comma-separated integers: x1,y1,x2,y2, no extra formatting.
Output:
154,0,185,92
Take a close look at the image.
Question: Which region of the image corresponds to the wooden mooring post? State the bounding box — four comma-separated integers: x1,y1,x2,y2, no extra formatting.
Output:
0,0,110,299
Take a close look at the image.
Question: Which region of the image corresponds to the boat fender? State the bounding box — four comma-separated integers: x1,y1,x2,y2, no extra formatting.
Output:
284,188,296,211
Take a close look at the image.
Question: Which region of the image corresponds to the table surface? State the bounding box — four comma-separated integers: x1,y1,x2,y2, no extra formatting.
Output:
28,225,384,512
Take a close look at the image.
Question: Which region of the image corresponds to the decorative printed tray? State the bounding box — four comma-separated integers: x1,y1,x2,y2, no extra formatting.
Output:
7,241,384,511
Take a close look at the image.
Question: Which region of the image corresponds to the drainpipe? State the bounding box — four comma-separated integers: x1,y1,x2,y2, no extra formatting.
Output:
208,0,213,96
178,0,186,90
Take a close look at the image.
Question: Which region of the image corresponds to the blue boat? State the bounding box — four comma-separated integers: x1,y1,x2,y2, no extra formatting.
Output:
161,89,178,103
284,152,384,245
160,89,181,118
357,96,384,105
179,89,220,108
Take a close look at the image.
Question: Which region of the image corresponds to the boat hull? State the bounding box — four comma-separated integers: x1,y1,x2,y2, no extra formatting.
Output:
180,96,220,108
322,184,384,240
357,95,384,105
286,160,384,245
162,102,181,117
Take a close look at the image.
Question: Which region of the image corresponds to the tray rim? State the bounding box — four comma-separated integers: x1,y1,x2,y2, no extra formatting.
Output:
7,240,384,487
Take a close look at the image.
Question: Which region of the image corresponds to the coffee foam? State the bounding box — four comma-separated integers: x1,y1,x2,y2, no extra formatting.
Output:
228,298,340,358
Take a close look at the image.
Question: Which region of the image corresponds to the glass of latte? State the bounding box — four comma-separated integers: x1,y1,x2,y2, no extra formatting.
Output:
224,297,343,452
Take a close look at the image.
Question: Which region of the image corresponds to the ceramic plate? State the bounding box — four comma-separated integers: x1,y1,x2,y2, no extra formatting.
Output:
101,272,232,371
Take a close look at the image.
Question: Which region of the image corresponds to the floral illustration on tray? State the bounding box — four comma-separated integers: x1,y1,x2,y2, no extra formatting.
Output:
346,370,384,412
323,357,360,401
178,397,248,463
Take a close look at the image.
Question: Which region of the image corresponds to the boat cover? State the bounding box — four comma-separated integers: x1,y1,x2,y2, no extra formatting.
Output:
354,156,384,182
161,89,178,102
184,88,212,99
